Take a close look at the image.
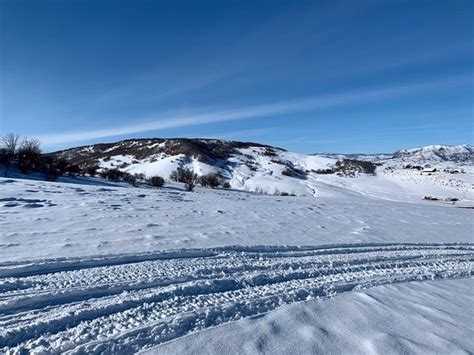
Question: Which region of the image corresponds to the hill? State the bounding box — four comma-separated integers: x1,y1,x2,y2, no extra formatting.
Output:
48,139,473,199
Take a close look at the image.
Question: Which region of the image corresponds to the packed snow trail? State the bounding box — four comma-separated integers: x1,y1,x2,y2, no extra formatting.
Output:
0,243,472,354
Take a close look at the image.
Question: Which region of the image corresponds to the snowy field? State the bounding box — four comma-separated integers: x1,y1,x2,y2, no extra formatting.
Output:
0,173,473,353
0,176,472,261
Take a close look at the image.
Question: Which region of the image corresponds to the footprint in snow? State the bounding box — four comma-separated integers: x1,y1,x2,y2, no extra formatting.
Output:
146,223,160,227
24,203,45,208
3,202,19,207
0,197,17,202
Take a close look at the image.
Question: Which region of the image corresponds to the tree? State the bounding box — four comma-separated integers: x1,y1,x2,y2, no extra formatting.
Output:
0,133,20,171
20,137,41,152
18,138,41,174
2,133,20,156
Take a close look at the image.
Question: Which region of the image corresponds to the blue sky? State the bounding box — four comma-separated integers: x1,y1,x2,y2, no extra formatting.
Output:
1,0,472,153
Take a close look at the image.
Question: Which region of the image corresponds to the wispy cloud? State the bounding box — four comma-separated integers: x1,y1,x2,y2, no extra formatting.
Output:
36,74,470,146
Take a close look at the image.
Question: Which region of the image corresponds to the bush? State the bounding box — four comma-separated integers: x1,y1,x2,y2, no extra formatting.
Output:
41,156,69,181
0,148,13,168
149,175,165,188
18,138,41,174
170,167,197,184
185,180,196,191
314,168,335,175
334,159,377,176
100,168,124,181
223,181,231,189
273,187,296,197
99,168,138,185
199,173,220,188
86,165,98,177
170,169,179,182
122,172,137,185
65,164,81,178
263,148,276,157
171,168,198,191
134,172,146,181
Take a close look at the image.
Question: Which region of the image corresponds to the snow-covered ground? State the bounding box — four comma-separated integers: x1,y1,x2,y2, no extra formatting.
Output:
1,177,472,262
0,146,473,354
153,278,474,355
1,242,471,353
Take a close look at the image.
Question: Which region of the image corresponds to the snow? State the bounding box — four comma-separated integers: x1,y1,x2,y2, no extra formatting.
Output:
126,154,184,178
1,177,472,262
0,239,471,353
151,278,474,355
0,141,473,353
316,169,473,203
393,144,473,163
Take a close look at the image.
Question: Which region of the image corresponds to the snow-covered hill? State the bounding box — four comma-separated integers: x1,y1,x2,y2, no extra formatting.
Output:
392,144,474,163
50,140,474,201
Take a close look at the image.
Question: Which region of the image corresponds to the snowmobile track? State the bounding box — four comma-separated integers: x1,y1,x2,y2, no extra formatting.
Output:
0,243,472,354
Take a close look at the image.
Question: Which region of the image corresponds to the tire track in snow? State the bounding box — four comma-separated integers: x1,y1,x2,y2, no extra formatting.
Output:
0,243,472,354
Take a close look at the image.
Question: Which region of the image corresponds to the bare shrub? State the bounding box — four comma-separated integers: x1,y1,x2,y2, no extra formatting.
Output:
185,180,196,191
170,169,179,182
149,175,165,188
122,172,137,185
41,156,69,181
100,168,124,181
177,169,198,191
200,173,220,188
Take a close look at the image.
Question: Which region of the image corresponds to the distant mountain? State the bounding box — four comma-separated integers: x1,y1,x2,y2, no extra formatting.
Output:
392,144,473,163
